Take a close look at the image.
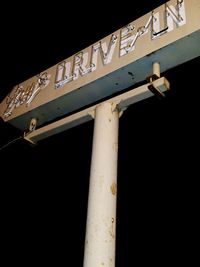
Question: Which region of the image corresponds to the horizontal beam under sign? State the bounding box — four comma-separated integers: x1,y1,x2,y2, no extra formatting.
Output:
1,0,199,131
24,77,169,143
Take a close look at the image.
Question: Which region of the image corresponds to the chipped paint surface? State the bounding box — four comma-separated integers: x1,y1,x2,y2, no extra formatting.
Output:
110,182,117,196
109,217,115,240
112,142,118,151
83,103,118,267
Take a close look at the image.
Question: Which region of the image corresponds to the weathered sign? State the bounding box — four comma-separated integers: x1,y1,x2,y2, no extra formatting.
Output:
0,0,199,130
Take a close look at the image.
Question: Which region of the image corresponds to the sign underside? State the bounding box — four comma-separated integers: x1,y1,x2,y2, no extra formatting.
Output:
0,0,200,130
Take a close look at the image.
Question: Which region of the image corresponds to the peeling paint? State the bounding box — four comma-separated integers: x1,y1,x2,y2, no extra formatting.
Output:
110,182,117,196
109,229,115,239
109,257,114,267
109,217,115,239
112,142,118,151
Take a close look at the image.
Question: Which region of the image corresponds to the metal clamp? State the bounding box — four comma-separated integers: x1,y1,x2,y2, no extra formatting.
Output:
147,62,165,99
23,118,37,145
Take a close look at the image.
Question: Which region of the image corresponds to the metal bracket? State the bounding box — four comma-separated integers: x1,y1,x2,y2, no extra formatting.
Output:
23,77,170,143
147,82,165,99
29,118,37,132
146,74,160,83
23,118,37,145
146,62,166,99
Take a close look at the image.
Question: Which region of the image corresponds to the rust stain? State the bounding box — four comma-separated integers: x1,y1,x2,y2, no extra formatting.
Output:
109,230,115,239
110,182,117,196
109,217,115,239
109,257,113,266
112,142,118,151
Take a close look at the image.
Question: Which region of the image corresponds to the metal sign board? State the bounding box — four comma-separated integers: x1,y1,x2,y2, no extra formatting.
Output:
0,0,200,130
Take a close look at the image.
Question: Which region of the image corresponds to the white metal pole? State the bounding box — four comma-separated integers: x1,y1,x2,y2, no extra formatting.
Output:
83,102,119,267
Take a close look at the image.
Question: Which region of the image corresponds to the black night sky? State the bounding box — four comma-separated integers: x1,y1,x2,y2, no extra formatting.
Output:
0,1,199,266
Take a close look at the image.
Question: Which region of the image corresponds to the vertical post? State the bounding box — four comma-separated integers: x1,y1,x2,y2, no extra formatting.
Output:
83,102,119,267
153,62,160,77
